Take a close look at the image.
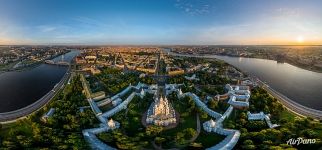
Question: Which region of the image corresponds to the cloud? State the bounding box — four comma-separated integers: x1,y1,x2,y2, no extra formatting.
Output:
37,25,57,32
73,16,112,28
275,8,300,17
175,0,211,16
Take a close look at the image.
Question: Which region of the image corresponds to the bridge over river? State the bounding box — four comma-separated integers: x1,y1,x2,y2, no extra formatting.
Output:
44,60,70,66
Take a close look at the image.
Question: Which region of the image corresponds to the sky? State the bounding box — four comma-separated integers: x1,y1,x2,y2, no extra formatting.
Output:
0,0,322,45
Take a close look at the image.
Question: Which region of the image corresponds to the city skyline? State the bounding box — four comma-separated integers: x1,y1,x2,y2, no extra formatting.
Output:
1,0,322,45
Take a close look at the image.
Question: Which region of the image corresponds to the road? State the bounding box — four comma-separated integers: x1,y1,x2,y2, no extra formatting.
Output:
0,67,71,122
258,80,322,120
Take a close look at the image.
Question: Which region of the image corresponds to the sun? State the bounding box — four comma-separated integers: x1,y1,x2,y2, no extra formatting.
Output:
296,36,304,43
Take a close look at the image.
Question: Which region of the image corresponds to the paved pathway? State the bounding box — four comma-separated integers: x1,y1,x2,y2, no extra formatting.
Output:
189,113,201,142
259,80,322,120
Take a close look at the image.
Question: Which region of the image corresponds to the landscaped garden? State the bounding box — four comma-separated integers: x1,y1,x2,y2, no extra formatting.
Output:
96,88,229,149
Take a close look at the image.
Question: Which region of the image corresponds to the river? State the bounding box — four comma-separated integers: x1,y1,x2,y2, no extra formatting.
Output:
166,50,322,111
0,50,79,113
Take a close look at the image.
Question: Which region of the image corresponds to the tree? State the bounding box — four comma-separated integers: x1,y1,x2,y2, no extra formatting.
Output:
241,144,256,150
200,111,208,119
243,139,254,145
2,140,17,149
238,118,247,126
183,128,197,139
301,129,318,138
240,112,247,120
208,100,218,109
155,137,166,145
17,135,32,148
146,125,163,137
175,132,185,144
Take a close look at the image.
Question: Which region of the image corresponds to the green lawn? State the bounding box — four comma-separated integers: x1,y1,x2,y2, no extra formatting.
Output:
161,113,197,137
222,109,237,127
159,95,200,148
195,131,225,148
316,126,322,139
279,109,297,122
160,111,197,149
0,61,17,70
0,119,33,138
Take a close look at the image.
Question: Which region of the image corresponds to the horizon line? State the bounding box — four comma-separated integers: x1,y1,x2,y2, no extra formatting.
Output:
1,44,322,47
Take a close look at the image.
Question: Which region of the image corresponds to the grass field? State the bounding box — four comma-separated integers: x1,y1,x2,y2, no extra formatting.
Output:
160,105,197,149
195,131,225,148
0,119,33,138
279,109,297,122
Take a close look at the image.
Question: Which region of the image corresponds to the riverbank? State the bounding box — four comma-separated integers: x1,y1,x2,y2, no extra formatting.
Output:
0,50,69,75
0,61,43,75
0,50,79,115
215,54,322,73
236,65,322,120
0,74,94,149
260,81,322,120
0,67,71,122
167,51,322,119
285,57,322,73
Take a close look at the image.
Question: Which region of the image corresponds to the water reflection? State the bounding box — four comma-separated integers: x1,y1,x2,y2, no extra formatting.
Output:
0,51,79,112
